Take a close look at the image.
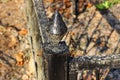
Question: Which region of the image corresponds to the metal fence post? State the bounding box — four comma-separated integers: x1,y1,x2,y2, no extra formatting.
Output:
42,10,68,80
43,42,68,80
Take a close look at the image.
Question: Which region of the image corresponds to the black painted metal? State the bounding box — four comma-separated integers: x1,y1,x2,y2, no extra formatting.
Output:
49,10,67,37
33,0,50,43
69,54,120,72
43,42,68,80
49,10,67,43
69,71,78,80
34,0,69,80
33,0,120,80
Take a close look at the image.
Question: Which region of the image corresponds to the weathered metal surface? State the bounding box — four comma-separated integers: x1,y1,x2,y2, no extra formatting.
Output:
43,42,68,80
26,0,48,80
33,0,50,43
42,9,68,80
32,0,120,80
49,10,67,43
32,0,69,80
69,53,120,72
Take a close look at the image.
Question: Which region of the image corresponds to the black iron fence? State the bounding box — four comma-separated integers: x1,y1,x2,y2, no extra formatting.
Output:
32,0,120,80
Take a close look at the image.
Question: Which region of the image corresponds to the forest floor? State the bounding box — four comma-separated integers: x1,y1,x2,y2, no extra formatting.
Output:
0,0,36,80
0,0,120,80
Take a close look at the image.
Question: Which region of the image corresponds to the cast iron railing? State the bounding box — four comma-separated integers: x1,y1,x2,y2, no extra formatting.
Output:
32,0,120,80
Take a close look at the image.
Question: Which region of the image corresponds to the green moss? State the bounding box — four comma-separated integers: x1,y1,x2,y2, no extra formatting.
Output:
95,0,120,10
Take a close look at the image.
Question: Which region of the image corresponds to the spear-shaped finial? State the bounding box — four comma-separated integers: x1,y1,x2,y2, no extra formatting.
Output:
49,10,67,43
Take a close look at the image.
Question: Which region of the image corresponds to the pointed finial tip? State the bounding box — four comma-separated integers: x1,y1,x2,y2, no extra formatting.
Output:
55,10,59,14
50,10,67,35
49,10,67,42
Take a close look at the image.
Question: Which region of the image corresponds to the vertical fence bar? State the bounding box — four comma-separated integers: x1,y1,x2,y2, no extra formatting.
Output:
69,71,78,80
33,0,68,79
47,54,67,80
42,10,68,80
43,42,68,80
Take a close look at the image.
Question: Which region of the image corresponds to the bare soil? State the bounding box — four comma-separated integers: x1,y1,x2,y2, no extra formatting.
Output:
0,0,36,80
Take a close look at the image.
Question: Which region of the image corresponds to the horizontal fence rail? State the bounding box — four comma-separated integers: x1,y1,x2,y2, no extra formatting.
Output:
69,54,120,71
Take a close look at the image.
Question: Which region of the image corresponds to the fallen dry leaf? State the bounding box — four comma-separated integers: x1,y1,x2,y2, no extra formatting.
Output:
8,36,17,48
19,28,28,35
64,0,71,8
15,52,24,66
46,0,54,3
64,9,71,18
16,61,24,66
87,3,93,8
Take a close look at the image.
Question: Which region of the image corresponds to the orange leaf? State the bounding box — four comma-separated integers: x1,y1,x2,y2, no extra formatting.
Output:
87,3,93,8
64,0,71,8
8,36,17,47
15,52,24,66
16,61,24,66
19,29,28,35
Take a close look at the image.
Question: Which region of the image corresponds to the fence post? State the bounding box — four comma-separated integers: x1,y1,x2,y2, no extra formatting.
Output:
43,42,68,80
69,71,78,80
42,10,68,80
